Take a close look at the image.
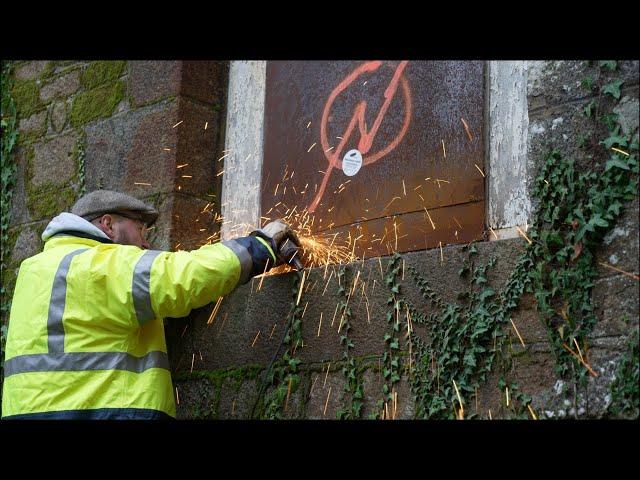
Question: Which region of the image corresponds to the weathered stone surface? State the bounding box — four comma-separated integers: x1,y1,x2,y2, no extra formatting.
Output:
18,110,47,136
306,371,347,419
361,369,414,419
30,132,78,188
15,61,49,80
581,341,636,418
509,293,548,344
39,70,80,102
527,60,639,112
597,197,639,279
9,222,46,266
592,275,639,338
8,147,30,226
218,378,259,419
124,101,179,195
488,61,531,229
50,101,67,133
128,61,181,107
171,238,532,372
84,101,177,195
613,95,639,137
181,61,229,105
174,97,222,198
169,193,220,251
174,377,218,419
529,101,607,178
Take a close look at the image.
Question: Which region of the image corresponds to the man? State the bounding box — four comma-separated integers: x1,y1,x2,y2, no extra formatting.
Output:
1,189,300,419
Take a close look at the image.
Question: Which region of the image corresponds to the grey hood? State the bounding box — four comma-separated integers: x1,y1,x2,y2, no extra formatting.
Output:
42,212,111,242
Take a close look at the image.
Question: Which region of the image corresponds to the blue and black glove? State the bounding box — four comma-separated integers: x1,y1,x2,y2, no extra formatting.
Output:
223,220,301,284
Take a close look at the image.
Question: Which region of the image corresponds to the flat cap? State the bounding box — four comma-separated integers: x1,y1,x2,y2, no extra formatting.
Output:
71,189,159,226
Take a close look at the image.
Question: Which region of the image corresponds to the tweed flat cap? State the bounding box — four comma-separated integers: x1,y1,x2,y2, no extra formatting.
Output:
71,190,159,226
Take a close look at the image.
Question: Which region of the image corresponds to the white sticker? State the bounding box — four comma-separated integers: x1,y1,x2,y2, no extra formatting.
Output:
342,149,362,177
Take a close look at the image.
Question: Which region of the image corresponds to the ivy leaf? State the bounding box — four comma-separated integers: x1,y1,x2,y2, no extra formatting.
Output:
608,201,622,216
601,135,628,149
599,60,617,71
589,213,609,229
605,158,630,171
580,76,593,91
478,287,495,303
583,100,596,118
464,351,477,367
601,79,624,100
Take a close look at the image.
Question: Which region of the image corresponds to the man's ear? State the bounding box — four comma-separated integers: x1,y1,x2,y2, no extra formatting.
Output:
96,214,117,240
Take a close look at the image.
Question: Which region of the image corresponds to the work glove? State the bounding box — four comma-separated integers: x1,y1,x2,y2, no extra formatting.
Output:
251,220,302,269
225,220,302,285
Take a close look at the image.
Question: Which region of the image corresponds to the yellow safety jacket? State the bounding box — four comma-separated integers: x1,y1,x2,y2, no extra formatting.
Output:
2,213,267,419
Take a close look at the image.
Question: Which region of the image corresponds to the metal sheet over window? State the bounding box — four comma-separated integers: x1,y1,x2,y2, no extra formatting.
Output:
261,61,485,258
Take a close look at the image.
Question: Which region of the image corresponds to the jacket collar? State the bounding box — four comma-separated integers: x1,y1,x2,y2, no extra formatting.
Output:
42,212,113,244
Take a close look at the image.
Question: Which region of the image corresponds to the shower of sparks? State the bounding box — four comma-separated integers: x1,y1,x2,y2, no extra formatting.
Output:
207,297,224,325
516,226,532,244
424,208,436,230
611,147,629,156
461,117,473,141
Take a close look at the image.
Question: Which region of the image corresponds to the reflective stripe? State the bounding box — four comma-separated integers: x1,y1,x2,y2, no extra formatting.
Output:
3,351,169,378
132,250,163,325
47,249,89,353
222,239,253,285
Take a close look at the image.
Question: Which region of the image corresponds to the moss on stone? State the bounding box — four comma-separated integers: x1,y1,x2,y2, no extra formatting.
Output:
16,116,48,146
11,79,41,118
27,184,77,220
69,81,125,127
0,266,18,312
3,228,20,267
81,61,126,90
24,146,79,220
174,364,264,386
39,61,56,81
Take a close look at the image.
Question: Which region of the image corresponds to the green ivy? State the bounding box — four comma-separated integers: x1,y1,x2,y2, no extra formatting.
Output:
336,266,364,419
527,63,638,392
1,60,20,395
404,245,531,419
256,271,304,419
371,253,404,419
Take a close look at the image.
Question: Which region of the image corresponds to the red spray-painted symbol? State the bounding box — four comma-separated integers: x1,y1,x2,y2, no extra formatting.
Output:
308,61,412,213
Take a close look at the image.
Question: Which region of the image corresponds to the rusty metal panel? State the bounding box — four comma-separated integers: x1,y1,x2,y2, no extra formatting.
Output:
261,61,485,256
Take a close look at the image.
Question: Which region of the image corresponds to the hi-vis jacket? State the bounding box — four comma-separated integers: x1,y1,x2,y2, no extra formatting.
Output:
1,213,265,419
